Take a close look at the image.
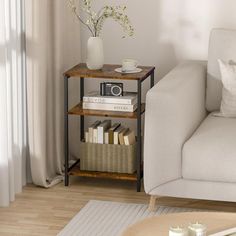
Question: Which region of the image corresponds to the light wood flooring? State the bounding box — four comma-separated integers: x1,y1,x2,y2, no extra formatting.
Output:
1,177,236,236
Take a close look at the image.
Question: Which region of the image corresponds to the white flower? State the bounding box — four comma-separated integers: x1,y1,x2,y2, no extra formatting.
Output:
67,0,134,37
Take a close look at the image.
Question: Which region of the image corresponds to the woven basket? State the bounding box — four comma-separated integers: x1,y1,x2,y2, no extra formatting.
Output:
80,142,136,174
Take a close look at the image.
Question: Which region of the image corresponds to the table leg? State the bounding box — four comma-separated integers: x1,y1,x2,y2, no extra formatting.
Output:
80,77,84,141
150,72,155,88
137,80,142,192
64,76,69,186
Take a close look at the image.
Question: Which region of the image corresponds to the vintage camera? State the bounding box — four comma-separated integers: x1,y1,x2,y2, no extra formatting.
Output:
100,82,123,97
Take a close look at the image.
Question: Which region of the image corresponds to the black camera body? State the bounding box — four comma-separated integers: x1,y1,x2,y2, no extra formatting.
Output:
100,82,123,97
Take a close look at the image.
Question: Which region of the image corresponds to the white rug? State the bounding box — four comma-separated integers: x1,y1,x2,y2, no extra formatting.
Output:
58,200,202,236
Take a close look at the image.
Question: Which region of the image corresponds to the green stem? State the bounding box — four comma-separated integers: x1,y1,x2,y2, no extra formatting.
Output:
73,9,95,36
94,7,106,36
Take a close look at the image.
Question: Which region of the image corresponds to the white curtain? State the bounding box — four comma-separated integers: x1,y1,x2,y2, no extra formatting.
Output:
0,0,81,206
25,0,81,187
0,0,27,206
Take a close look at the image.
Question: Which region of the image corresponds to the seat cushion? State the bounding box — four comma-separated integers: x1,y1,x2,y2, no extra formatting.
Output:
206,28,236,112
183,114,236,183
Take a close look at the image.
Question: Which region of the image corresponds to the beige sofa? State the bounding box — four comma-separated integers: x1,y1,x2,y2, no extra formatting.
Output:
144,29,236,210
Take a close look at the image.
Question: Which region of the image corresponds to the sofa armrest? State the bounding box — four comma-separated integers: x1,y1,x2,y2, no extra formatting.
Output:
144,61,207,194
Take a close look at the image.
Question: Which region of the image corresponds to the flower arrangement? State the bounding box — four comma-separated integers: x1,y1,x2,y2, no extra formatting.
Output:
68,0,134,38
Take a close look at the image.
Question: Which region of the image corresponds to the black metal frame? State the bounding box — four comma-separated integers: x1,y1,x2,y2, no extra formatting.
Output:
64,75,69,186
64,71,155,191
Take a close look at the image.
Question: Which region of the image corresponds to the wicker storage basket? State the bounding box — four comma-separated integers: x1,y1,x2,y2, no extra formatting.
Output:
80,142,136,174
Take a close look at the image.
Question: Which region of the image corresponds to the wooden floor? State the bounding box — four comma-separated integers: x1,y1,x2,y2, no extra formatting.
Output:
1,177,236,236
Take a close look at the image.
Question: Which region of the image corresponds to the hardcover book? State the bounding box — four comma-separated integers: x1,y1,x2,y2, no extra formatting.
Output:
108,123,121,144
104,131,109,144
93,128,98,143
124,130,136,145
88,120,101,143
83,102,137,112
118,128,129,145
114,126,125,145
97,120,111,144
83,91,137,105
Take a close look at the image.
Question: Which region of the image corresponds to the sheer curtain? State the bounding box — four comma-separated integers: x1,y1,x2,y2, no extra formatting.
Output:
0,0,81,206
0,0,27,206
25,0,81,187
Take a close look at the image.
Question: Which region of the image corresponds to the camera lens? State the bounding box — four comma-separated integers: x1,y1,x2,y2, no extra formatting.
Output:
111,85,122,96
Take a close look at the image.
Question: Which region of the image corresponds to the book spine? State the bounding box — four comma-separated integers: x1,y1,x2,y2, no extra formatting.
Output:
109,130,114,144
114,132,119,145
97,127,104,144
83,102,137,112
104,132,109,144
93,129,98,143
88,128,93,143
83,97,136,105
124,136,129,145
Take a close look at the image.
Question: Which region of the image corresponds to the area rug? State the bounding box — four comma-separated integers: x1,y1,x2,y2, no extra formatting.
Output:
58,200,202,236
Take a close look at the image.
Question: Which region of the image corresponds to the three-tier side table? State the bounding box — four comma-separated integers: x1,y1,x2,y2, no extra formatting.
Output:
63,63,155,192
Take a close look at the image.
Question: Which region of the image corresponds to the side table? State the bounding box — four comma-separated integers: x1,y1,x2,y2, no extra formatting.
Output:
63,63,155,192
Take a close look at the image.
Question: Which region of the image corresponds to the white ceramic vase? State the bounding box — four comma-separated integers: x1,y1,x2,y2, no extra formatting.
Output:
86,37,104,70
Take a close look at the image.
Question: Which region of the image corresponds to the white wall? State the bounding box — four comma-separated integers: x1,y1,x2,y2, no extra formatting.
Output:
79,0,236,129
81,0,236,79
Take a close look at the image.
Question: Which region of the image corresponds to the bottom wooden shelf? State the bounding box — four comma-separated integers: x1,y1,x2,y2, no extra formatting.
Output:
69,165,138,181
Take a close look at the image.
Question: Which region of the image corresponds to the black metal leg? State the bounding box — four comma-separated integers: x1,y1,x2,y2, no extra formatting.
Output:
151,72,155,88
137,80,142,192
64,76,69,186
80,77,85,141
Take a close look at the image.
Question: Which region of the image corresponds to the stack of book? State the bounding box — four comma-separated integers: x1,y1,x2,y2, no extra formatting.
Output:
83,91,138,112
85,120,136,145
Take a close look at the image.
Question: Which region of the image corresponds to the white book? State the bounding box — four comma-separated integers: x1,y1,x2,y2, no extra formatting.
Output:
83,91,137,105
119,128,129,145
124,130,136,145
83,102,137,112
97,120,111,144
104,132,109,144
114,126,125,145
88,121,101,143
108,123,121,144
93,129,98,143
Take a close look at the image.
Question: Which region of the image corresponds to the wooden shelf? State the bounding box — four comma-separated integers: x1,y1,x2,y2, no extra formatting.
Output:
64,63,155,81
69,165,137,181
68,102,145,119
64,63,155,191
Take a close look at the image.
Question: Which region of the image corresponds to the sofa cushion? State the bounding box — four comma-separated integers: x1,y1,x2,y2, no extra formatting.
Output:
216,59,236,117
206,28,236,112
183,114,236,183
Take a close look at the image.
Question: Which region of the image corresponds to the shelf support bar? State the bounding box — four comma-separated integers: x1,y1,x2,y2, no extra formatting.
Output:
80,77,85,141
137,80,142,192
64,75,69,186
151,71,155,88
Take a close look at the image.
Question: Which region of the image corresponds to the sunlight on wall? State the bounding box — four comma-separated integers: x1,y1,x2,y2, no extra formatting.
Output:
159,0,236,61
81,0,236,69
79,0,236,130
159,0,211,60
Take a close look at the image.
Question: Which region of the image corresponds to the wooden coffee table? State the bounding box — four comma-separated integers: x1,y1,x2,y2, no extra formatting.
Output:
122,212,236,236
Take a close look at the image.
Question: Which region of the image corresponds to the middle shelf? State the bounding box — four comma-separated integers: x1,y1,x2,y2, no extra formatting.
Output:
68,102,145,119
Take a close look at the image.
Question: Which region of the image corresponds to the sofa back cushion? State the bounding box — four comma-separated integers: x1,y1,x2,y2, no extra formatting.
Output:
206,29,236,111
